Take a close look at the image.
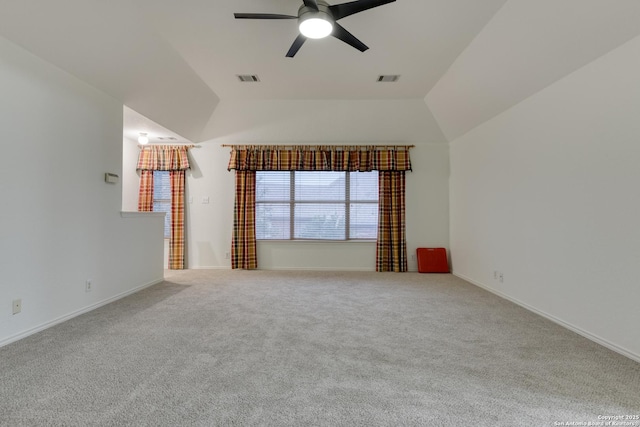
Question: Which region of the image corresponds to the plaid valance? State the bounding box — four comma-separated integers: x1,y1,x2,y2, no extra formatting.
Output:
226,145,412,172
137,145,192,171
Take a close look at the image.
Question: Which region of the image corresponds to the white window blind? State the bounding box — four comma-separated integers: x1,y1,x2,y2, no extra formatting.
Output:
256,171,378,240
153,170,171,238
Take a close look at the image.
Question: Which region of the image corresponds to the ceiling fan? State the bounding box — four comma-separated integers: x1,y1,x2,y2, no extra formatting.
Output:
234,0,396,58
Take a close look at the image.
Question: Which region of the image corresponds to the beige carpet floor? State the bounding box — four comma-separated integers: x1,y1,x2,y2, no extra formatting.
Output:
1,269,639,426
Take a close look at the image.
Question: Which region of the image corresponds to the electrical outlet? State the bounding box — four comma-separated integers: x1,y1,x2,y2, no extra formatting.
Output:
411,254,416,261
499,273,504,283
12,299,22,315
86,280,93,292
225,252,230,259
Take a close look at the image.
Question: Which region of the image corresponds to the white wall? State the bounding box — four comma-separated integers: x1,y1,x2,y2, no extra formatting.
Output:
122,136,140,211
0,36,164,346
124,99,450,270
449,35,640,360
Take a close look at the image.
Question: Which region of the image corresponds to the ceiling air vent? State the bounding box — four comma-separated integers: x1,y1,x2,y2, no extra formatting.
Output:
158,137,178,141
377,75,400,83
237,74,260,82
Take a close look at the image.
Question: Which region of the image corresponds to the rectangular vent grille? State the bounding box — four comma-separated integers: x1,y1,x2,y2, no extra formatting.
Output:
158,136,178,141
377,75,400,83
237,74,260,82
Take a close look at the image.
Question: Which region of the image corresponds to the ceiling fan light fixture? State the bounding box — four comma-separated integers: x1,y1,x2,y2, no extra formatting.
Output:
299,14,333,39
234,0,397,57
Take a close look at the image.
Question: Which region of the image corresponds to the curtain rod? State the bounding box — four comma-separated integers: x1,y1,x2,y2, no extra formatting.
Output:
139,144,195,148
220,144,415,149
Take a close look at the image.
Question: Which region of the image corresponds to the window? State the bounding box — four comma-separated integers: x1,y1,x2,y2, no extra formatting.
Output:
256,171,378,240
153,171,171,238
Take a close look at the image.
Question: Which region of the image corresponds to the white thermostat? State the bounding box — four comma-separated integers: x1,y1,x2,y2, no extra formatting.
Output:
104,173,119,184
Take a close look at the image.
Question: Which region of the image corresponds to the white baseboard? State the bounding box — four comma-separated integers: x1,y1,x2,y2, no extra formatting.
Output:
188,265,420,272
192,266,374,271
0,277,163,348
258,266,374,271
453,271,640,364
189,266,403,272
262,267,420,272
245,267,419,272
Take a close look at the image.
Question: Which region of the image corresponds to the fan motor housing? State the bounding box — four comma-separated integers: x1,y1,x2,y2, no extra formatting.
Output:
298,0,334,23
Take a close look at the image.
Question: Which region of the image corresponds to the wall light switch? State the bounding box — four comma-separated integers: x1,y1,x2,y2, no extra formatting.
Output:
202,197,210,204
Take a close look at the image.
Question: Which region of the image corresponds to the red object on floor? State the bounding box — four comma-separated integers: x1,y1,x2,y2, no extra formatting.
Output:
416,248,449,273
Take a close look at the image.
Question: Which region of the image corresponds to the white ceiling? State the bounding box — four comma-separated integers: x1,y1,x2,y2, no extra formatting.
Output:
123,106,192,145
0,0,506,142
426,0,640,141
2,1,640,143
136,0,507,100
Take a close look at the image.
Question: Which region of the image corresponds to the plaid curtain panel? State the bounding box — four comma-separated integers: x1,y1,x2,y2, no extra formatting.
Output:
169,170,186,270
138,170,154,212
137,145,190,171
227,145,412,272
232,171,257,270
376,171,408,272
137,145,191,270
227,145,412,172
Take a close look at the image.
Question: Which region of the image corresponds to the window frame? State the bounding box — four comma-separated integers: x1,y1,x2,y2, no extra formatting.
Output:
256,170,378,241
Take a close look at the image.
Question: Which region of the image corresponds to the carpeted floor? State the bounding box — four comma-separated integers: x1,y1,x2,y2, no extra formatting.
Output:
1,270,639,426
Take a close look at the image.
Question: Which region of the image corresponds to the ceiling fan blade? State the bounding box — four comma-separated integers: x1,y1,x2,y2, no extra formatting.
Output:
234,13,297,19
329,0,396,21
286,34,307,57
331,23,368,52
302,0,319,11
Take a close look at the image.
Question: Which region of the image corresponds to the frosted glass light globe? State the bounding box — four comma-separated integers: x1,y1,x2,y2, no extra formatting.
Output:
299,17,333,39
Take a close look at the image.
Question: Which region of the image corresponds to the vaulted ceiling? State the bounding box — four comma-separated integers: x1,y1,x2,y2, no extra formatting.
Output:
1,0,640,143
